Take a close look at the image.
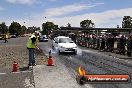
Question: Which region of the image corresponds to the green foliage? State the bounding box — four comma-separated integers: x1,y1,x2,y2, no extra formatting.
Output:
9,21,22,36
36,27,40,31
0,22,8,34
122,16,132,28
21,25,27,35
80,19,95,28
42,21,58,35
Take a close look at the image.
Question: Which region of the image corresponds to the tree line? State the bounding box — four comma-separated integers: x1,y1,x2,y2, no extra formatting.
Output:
79,16,132,28
0,16,132,36
0,21,40,36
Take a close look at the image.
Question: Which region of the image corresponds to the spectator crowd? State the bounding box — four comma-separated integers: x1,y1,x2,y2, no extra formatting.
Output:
74,33,132,57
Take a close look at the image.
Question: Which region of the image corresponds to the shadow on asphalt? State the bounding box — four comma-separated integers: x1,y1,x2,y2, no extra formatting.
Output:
120,58,132,59
19,66,29,71
59,52,77,56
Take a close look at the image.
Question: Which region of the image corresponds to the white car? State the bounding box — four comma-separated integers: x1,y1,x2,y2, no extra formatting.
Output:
52,36,77,54
39,35,48,42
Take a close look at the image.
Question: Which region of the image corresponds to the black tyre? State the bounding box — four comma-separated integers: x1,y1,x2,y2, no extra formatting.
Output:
74,51,77,55
52,45,54,49
58,50,61,55
79,76,86,85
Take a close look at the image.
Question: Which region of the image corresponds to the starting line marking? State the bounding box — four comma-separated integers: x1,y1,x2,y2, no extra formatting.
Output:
0,73,6,75
0,71,31,75
12,71,32,74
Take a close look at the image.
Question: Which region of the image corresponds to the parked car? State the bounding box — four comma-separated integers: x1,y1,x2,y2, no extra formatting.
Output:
0,34,11,39
0,36,3,40
0,34,4,40
52,36,77,54
10,35,17,38
39,35,48,42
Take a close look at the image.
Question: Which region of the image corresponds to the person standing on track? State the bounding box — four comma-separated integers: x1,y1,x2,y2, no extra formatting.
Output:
27,33,39,66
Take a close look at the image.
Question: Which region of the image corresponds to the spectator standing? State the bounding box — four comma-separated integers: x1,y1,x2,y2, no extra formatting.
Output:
100,35,105,50
4,34,8,43
127,35,132,57
119,35,126,55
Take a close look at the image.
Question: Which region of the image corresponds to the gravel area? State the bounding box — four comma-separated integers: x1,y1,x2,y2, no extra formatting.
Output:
0,45,28,68
0,37,47,70
0,37,46,88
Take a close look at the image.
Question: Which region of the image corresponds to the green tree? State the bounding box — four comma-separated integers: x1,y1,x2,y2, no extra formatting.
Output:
35,27,40,31
0,22,8,34
54,25,59,30
122,16,132,28
42,21,58,35
27,26,36,33
21,25,27,35
80,19,95,28
9,21,22,36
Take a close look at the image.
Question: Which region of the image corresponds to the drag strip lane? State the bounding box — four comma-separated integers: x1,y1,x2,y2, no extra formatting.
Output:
37,42,90,88
78,50,132,74
56,50,132,88
38,40,132,88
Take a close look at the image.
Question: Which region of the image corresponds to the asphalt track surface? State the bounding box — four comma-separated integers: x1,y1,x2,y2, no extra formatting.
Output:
38,39,132,88
0,38,132,88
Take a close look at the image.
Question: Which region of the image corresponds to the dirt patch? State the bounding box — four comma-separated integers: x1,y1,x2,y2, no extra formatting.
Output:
0,38,47,69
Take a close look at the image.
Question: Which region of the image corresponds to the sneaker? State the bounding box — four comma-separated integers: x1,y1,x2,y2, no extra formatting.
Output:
32,63,36,66
28,66,33,70
28,64,32,66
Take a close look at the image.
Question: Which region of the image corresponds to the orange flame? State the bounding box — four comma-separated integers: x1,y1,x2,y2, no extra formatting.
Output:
78,66,86,76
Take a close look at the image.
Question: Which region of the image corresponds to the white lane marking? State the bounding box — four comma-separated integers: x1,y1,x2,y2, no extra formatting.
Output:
12,71,31,74
22,71,32,73
0,71,32,75
0,73,6,75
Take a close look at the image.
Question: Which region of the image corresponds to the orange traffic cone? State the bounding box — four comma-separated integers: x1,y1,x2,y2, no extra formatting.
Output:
47,56,54,66
12,61,19,72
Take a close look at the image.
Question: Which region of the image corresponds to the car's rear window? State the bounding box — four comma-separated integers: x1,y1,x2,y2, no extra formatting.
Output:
59,38,73,43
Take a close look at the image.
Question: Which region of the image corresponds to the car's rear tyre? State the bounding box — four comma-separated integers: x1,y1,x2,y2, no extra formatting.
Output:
74,51,77,55
58,50,61,55
52,45,54,49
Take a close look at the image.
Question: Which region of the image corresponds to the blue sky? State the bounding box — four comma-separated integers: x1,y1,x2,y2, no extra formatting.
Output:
0,0,132,28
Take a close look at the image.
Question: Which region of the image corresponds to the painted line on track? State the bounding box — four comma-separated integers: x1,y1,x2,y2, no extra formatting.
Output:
12,71,32,74
0,71,31,75
0,73,7,75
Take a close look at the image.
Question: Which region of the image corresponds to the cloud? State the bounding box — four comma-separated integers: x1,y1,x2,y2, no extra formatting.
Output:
6,8,132,28
3,6,132,28
43,3,104,17
6,0,38,5
46,8,132,27
6,0,57,5
48,0,57,1
0,6,4,11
